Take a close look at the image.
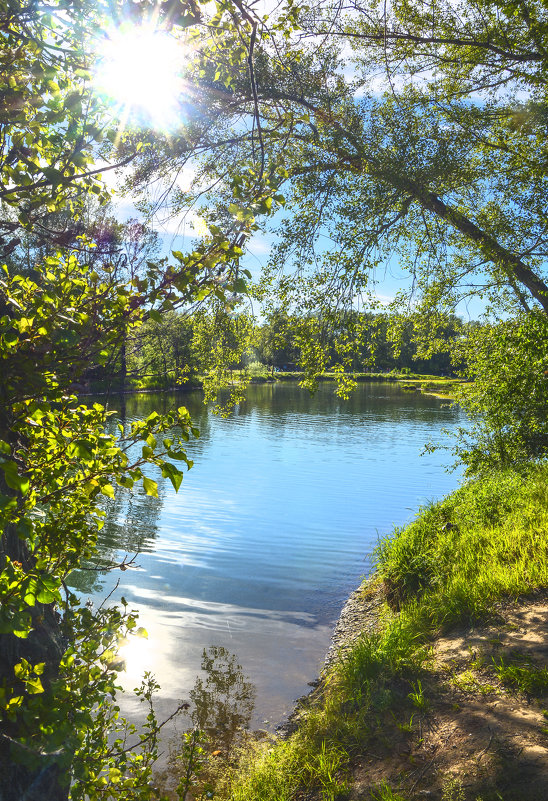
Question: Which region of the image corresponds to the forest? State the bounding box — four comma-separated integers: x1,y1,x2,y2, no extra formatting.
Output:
1,0,548,799
86,308,464,390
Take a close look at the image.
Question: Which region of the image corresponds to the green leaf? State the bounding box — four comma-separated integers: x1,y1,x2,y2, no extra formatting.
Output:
23,578,38,607
2,461,29,495
43,167,65,186
71,440,93,459
2,330,19,346
161,463,183,492
142,477,158,497
36,586,56,604
232,278,248,294
25,676,44,694
166,448,187,461
0,495,18,510
14,662,27,680
169,471,183,492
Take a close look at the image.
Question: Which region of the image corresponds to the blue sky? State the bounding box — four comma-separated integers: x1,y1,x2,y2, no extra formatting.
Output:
105,160,486,322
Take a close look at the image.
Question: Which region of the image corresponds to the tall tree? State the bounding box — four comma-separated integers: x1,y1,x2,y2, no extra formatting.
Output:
0,1,277,798
131,0,548,319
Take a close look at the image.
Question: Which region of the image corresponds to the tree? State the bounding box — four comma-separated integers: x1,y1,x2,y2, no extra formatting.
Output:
453,311,548,472
254,310,300,372
192,303,255,412
122,0,548,455
132,0,548,317
0,0,115,250
6,203,163,394
129,311,197,389
0,1,278,798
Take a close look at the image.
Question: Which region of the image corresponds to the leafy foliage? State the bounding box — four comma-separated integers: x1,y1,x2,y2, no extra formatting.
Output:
454,312,548,472
0,254,198,795
0,0,280,798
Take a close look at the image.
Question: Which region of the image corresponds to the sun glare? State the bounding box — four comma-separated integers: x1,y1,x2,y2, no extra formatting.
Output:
96,25,188,130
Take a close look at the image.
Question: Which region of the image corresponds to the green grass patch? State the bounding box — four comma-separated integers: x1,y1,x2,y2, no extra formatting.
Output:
492,654,548,696
376,464,548,630
371,782,407,800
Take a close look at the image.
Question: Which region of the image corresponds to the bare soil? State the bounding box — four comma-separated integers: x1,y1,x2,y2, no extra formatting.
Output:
332,592,548,801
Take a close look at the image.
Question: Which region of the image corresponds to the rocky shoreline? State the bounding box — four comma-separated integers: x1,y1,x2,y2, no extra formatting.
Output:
322,583,384,671
277,581,384,737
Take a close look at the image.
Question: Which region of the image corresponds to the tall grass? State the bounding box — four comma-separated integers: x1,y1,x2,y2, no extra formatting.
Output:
377,463,548,632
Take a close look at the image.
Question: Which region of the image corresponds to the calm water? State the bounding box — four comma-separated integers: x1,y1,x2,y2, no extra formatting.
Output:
73,382,463,728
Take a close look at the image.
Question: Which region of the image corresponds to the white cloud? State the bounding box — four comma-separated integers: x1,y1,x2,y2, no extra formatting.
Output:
247,234,272,256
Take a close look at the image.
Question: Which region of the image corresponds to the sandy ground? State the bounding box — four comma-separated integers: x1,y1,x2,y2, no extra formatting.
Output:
337,594,548,801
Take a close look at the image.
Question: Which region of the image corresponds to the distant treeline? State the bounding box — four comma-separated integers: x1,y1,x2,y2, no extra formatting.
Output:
3,202,469,394
86,310,470,393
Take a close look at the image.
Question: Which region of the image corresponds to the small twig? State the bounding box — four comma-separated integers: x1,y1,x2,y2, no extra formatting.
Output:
78,554,140,573
476,728,494,761
113,700,191,756
0,731,63,758
97,578,120,611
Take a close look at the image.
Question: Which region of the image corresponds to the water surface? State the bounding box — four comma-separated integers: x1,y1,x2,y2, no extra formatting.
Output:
75,382,463,727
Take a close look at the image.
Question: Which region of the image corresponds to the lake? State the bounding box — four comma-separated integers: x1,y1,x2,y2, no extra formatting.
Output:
73,381,463,730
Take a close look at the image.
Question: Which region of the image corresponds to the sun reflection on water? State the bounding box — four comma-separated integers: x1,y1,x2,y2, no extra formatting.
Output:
116,625,159,690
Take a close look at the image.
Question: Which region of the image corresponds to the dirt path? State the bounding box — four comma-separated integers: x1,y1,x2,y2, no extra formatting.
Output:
344,597,548,800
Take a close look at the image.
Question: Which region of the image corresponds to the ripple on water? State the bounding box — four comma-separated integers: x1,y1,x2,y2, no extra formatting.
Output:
82,382,464,728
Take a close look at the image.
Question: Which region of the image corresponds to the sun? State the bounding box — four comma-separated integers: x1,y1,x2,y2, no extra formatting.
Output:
95,24,188,130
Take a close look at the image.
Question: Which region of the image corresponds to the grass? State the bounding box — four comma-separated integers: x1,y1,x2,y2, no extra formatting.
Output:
191,462,548,801
376,463,548,631
371,782,407,800
492,654,548,695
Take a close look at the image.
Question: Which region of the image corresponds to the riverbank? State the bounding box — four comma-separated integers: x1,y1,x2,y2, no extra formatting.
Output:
209,462,548,801
86,372,465,399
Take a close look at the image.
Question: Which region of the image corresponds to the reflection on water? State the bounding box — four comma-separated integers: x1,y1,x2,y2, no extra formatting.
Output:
157,646,256,800
190,646,255,752
75,382,464,728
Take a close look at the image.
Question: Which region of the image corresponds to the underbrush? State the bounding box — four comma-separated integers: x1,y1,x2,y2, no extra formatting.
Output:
183,463,548,801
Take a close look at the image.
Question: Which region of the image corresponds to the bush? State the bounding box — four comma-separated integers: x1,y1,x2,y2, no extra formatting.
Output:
454,312,548,473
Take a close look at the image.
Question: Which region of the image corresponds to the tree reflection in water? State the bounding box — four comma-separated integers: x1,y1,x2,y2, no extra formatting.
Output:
157,646,257,800
190,646,256,752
